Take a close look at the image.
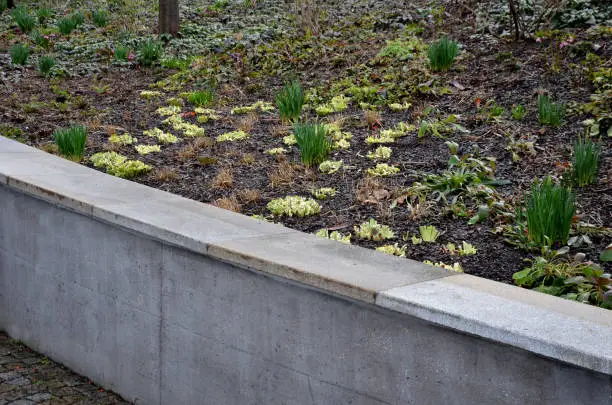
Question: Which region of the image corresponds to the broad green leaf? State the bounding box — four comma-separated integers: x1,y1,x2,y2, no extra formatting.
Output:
600,243,612,262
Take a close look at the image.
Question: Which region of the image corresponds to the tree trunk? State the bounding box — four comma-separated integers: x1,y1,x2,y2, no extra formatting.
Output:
159,0,179,36
7,0,14,8
508,0,521,40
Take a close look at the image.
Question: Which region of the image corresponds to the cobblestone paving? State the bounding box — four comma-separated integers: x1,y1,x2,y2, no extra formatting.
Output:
0,333,132,405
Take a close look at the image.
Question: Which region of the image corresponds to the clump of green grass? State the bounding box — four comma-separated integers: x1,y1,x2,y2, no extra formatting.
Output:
293,123,331,168
188,88,215,107
53,125,88,160
525,176,575,246
91,9,108,27
538,94,564,126
427,37,458,71
57,16,78,35
36,7,52,24
11,6,36,33
137,39,163,66
70,11,85,27
38,55,55,76
275,80,305,123
0,0,7,12
114,45,129,61
570,136,601,187
10,43,29,65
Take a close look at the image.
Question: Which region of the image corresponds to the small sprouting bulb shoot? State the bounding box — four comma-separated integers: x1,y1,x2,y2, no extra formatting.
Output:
446,241,477,256
419,225,440,243
311,187,337,200
315,229,351,244
376,243,407,257
511,104,527,120
537,94,564,126
424,260,463,273
354,218,395,241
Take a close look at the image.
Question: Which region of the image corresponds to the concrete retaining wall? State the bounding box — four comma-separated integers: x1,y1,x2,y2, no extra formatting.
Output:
1,136,611,404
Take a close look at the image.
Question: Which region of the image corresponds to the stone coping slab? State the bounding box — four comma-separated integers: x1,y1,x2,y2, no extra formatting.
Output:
378,275,612,375
1,136,611,375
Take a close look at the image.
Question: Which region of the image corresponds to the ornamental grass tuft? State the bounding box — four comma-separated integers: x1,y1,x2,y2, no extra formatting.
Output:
91,9,108,27
525,176,575,246
293,123,330,168
427,37,458,71
188,88,216,107
275,80,305,123
53,125,88,160
10,43,29,65
38,55,55,76
11,6,36,33
57,16,78,35
538,94,564,126
571,136,600,187
138,39,163,66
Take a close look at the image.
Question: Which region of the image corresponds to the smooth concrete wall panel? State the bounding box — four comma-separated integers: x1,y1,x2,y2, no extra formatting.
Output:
0,186,162,405
160,246,611,405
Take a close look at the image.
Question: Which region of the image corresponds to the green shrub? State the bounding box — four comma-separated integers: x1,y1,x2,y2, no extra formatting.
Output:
38,55,55,76
10,43,29,65
53,125,88,160
293,123,331,168
275,80,305,123
36,7,52,24
114,45,129,61
538,94,564,126
137,39,163,66
0,0,7,12
571,136,601,186
427,37,458,71
525,177,575,246
188,88,215,107
11,7,36,33
57,16,78,34
92,9,108,27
